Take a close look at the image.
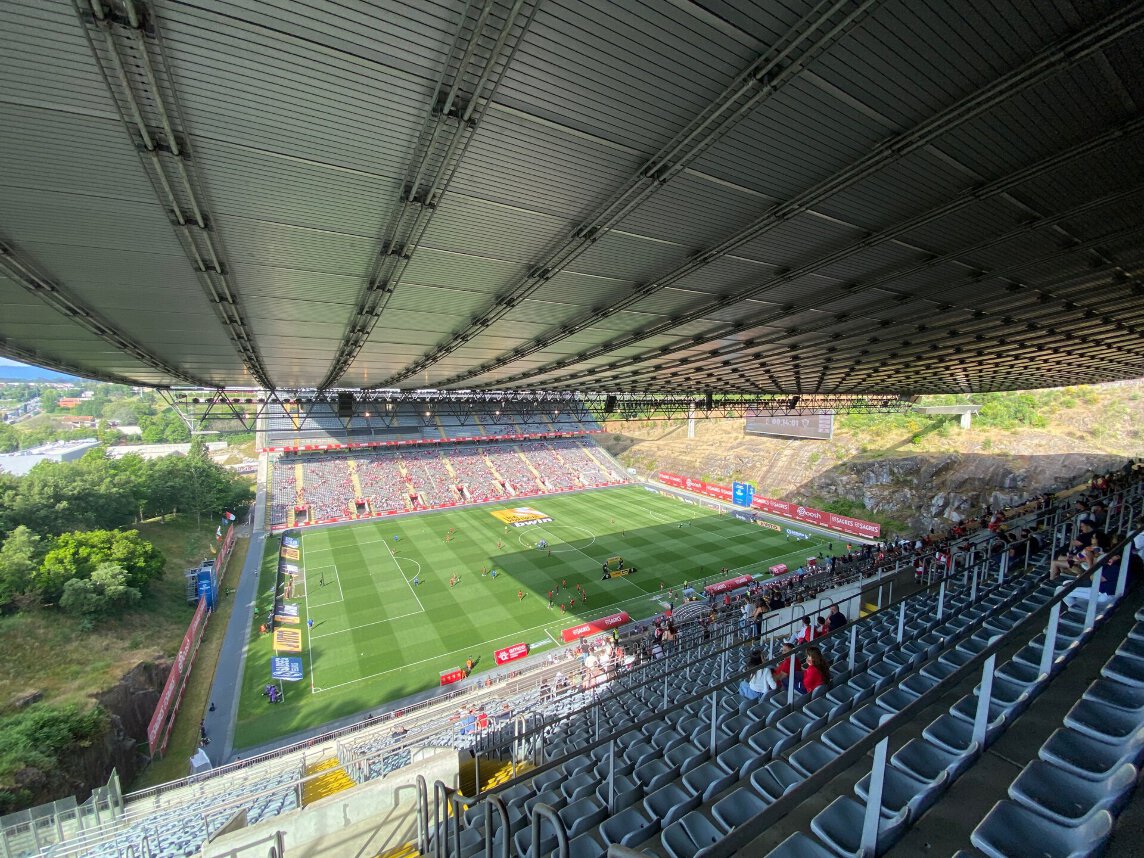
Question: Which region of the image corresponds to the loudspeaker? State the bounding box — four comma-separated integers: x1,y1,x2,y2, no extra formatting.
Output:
604,394,617,415
337,392,354,419
704,391,714,411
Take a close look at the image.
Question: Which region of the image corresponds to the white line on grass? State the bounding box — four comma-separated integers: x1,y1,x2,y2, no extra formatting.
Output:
387,552,426,613
300,538,316,694
546,629,562,646
306,565,346,608
311,610,427,639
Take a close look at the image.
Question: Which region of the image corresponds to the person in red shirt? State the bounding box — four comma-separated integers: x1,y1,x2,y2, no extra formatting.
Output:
772,642,801,688
802,646,831,694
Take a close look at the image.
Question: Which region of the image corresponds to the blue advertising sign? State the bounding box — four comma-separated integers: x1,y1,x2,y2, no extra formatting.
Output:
196,569,216,610
732,481,755,507
270,657,304,682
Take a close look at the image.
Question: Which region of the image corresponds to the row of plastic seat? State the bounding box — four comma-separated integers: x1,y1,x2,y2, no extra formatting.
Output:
767,571,1129,856
966,604,1144,857
436,561,1044,857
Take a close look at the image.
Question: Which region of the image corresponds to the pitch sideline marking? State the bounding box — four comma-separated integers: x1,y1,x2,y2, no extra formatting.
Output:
311,609,428,640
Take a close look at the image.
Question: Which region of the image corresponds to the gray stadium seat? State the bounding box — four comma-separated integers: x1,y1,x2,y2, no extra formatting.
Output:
765,831,841,857
1008,759,1136,827
787,741,838,778
855,766,948,821
712,786,769,830
662,810,725,858
1038,727,1144,781
643,781,701,827
811,795,909,857
599,805,658,847
970,800,1113,858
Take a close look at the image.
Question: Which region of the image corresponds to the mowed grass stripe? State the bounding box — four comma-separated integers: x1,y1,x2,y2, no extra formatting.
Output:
234,485,832,747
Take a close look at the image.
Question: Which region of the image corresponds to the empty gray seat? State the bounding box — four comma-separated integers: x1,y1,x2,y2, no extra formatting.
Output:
821,720,870,753
1082,677,1144,712
567,829,607,858
1009,759,1136,827
1039,727,1144,781
718,742,767,779
971,799,1113,858
712,786,768,830
682,759,737,801
633,758,677,793
643,781,700,828
599,805,659,847
855,766,948,821
559,796,607,840
661,810,724,858
561,771,598,802
1102,654,1144,686
811,795,909,857
764,832,838,857
923,714,981,754
892,737,979,782
594,773,640,812
750,759,803,802
1063,698,1144,744
788,741,838,778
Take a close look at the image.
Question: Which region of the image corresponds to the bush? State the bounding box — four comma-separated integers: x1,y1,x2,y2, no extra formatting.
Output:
0,704,107,814
34,530,164,603
59,563,140,618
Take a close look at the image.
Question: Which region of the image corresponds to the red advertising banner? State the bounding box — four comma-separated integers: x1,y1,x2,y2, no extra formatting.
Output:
147,596,208,755
827,512,882,539
658,471,685,488
561,611,631,642
493,642,529,665
440,667,466,686
260,427,599,454
769,564,789,575
702,482,733,502
703,574,754,595
751,496,880,538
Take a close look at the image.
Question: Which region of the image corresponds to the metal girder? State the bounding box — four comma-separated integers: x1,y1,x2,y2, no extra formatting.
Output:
0,237,213,387
0,335,141,388
378,0,885,389
164,388,916,435
430,2,1144,389
74,0,272,389
319,0,541,390
482,116,1144,389
523,208,1144,393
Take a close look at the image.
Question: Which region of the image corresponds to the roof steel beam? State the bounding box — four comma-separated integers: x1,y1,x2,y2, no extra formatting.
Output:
0,238,213,387
375,0,884,388
478,110,1144,389
0,335,141,388
318,0,541,390
74,0,272,389
559,235,1144,392
510,185,1144,390
431,2,1144,389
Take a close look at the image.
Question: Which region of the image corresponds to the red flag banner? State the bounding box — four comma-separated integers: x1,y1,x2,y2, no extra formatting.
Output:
703,575,754,595
493,642,529,665
561,611,631,642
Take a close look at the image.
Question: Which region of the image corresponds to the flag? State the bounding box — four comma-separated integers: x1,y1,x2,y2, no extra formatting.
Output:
224,511,236,521
216,525,222,538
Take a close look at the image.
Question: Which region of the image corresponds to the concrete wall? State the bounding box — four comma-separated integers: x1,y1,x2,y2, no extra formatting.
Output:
203,748,458,858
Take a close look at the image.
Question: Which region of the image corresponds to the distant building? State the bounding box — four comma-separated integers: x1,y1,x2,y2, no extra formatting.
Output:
57,414,97,427
106,441,227,461
0,439,101,476
57,397,84,409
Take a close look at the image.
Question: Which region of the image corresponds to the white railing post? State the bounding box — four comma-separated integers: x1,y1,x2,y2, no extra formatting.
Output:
974,654,996,747
860,738,890,856
1040,603,1060,678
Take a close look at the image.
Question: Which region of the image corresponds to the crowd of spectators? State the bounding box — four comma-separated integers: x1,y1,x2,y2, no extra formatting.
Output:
269,440,624,526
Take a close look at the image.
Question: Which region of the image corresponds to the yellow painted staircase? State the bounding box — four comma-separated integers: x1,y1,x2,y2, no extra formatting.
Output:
301,757,356,806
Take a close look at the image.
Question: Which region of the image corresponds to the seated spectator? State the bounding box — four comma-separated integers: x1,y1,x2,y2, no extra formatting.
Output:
1063,550,1122,614
790,615,813,645
738,649,778,702
815,616,828,638
772,642,801,688
827,603,847,631
801,646,831,694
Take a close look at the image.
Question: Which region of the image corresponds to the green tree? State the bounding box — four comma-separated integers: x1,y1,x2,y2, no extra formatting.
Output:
59,562,140,618
0,422,17,453
0,526,41,607
34,529,164,602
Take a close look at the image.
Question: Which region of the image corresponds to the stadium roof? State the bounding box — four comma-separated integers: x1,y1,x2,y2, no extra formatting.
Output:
1,0,1143,395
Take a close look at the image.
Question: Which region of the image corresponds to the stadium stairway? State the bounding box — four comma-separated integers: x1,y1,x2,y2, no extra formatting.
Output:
347,460,365,503
301,758,356,807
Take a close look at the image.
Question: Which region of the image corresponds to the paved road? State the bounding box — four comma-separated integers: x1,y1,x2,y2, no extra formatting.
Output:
202,455,269,765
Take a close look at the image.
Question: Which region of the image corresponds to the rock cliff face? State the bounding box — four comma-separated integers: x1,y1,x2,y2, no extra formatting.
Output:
13,661,168,809
795,453,1127,532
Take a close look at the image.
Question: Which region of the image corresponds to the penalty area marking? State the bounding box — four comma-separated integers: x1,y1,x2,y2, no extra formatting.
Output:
305,564,345,608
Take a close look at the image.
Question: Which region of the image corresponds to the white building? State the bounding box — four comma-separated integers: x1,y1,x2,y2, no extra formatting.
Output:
0,438,101,476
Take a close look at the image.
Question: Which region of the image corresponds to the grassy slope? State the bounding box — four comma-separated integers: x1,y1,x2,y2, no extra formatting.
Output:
131,535,251,790
0,516,215,712
233,485,831,748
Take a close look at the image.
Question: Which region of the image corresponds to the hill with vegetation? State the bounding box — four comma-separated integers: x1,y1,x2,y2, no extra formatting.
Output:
600,381,1143,535
0,442,253,812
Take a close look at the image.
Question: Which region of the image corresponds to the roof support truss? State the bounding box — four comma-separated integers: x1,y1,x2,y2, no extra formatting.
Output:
74,0,272,388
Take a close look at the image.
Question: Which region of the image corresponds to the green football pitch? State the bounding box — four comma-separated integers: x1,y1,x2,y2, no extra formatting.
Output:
233,485,832,748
